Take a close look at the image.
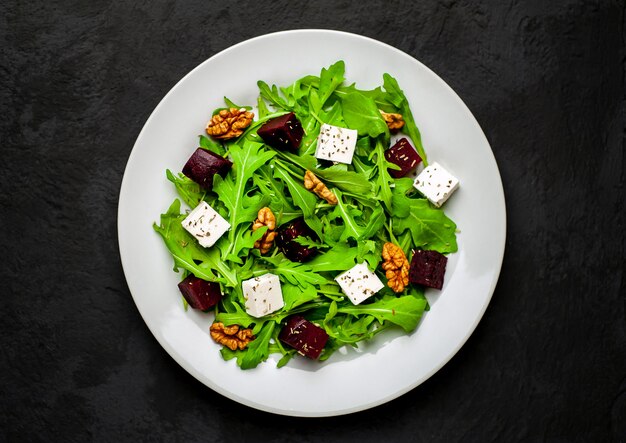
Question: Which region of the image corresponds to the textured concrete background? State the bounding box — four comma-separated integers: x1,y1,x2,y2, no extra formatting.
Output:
1,0,624,441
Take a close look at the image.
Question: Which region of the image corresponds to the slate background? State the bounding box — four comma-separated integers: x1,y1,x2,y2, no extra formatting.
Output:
1,0,625,441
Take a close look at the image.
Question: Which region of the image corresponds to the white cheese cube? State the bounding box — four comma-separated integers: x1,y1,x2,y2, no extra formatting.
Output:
314,123,358,164
413,162,459,207
334,262,384,305
242,273,284,318
181,201,230,248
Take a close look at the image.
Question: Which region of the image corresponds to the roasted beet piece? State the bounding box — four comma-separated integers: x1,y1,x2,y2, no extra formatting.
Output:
409,249,448,290
182,148,232,190
275,218,319,262
177,275,222,310
257,112,304,152
385,138,422,178
279,315,329,359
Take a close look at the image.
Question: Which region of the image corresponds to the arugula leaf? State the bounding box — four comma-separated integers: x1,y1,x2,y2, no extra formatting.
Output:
337,295,427,333
199,135,225,156
282,282,318,311
331,190,385,242
335,84,397,112
257,96,270,119
293,236,330,250
356,239,382,269
320,100,346,126
272,161,324,237
165,169,206,209
317,60,345,109
307,242,359,272
341,92,389,139
215,302,257,328
383,74,427,165
390,177,416,218
315,164,374,197
225,226,267,264
224,96,252,110
392,199,458,253
325,312,377,344
253,166,302,224
259,254,326,288
272,162,317,215
213,140,275,254
281,74,319,105
221,321,276,369
372,138,394,212
257,81,290,111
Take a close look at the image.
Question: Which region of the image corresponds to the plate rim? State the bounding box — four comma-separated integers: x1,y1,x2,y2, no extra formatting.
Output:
118,28,507,417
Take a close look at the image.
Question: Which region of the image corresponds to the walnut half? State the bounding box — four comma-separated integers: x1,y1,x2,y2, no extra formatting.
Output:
304,170,338,205
381,242,410,293
206,108,254,139
252,207,276,255
210,322,254,351
380,110,405,132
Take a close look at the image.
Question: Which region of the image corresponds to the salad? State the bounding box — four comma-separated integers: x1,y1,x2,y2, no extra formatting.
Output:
153,61,459,369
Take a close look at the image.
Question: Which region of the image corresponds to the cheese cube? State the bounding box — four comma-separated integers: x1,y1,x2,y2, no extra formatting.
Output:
413,162,459,207
181,201,230,248
242,273,284,318
334,262,384,305
314,123,358,164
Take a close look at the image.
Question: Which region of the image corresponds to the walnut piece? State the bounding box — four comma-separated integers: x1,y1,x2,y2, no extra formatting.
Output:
303,170,338,205
210,322,254,351
380,110,405,132
252,207,276,255
382,242,410,293
206,107,254,139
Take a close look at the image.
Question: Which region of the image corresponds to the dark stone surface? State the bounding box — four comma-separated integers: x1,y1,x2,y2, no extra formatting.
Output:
1,0,624,441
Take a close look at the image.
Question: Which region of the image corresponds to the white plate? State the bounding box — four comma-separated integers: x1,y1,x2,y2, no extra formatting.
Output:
118,29,506,417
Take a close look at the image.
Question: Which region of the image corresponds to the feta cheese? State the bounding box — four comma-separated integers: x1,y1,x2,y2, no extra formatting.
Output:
181,201,230,248
242,273,284,318
314,123,358,164
334,262,384,305
413,162,459,207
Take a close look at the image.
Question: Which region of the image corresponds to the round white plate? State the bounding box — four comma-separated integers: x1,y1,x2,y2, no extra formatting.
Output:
118,29,506,417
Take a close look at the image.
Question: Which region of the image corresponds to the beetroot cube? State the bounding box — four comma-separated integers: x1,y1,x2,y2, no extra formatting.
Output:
409,249,448,290
275,217,319,263
177,275,222,310
257,112,304,152
182,148,232,190
279,315,329,359
385,138,422,178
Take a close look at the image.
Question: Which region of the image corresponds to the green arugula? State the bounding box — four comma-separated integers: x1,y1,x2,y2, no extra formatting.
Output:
330,190,385,242
383,74,428,165
259,254,327,289
165,170,206,209
337,295,428,333
341,91,389,139
392,199,458,253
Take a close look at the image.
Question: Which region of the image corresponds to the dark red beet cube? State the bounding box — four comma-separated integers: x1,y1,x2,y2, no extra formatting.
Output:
182,148,232,190
279,315,329,360
177,275,222,310
257,112,304,152
409,249,448,290
385,138,422,178
276,217,319,262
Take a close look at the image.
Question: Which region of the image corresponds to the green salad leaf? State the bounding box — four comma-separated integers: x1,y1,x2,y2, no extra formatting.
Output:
392,199,458,253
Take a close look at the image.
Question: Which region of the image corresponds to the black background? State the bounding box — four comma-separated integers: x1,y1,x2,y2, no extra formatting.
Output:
1,1,625,441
